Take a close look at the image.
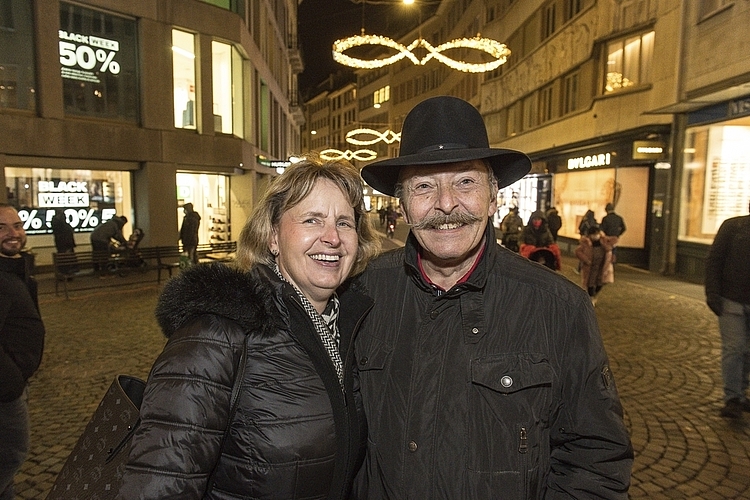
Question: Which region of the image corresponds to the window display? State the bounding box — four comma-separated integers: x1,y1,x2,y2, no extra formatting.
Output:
176,172,230,246
4,166,133,235
172,29,196,129
680,120,750,243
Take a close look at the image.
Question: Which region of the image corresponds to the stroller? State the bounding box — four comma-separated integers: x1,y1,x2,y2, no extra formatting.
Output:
519,243,562,271
108,228,146,273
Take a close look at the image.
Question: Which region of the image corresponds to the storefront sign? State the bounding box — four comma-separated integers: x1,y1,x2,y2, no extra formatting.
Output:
728,97,750,118
256,156,291,169
59,30,121,83
632,141,666,160
37,180,90,207
567,153,611,170
17,207,116,235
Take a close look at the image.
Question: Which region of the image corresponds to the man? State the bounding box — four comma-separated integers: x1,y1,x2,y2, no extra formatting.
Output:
705,202,750,419
546,206,562,241
0,204,46,500
600,203,626,239
355,96,632,498
179,203,201,265
90,215,127,277
50,209,77,275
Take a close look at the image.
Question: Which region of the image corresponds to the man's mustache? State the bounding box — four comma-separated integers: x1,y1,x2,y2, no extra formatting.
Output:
410,211,482,230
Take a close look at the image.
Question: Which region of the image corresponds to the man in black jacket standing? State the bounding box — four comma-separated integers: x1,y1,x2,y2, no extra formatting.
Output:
0,204,46,499
705,202,750,419
354,96,632,499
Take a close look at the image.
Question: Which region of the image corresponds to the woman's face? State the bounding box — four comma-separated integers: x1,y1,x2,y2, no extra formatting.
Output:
270,179,358,312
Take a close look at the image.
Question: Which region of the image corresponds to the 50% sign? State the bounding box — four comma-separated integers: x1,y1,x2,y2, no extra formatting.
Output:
18,208,100,233
59,41,121,74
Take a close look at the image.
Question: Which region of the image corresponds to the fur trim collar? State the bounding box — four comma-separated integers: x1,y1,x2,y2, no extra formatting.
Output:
155,263,279,338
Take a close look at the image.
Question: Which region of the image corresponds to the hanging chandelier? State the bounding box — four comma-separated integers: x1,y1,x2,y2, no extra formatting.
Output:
332,34,511,73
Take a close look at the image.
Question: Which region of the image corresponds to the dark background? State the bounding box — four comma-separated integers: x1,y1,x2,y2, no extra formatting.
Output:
297,0,434,99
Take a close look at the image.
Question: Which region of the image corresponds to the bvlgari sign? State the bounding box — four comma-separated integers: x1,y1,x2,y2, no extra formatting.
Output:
567,153,611,170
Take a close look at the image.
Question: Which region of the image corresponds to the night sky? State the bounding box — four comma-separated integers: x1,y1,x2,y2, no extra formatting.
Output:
297,0,432,98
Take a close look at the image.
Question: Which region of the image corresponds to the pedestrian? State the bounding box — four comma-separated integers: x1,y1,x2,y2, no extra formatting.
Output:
601,202,626,263
50,208,77,275
519,210,561,270
499,206,523,252
179,202,201,265
377,206,386,226
576,209,598,273
0,204,46,500
89,215,128,277
357,96,632,498
575,224,617,306
705,202,750,419
546,206,562,241
118,157,381,499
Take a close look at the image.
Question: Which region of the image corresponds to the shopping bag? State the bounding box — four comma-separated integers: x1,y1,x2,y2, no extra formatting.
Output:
46,375,145,499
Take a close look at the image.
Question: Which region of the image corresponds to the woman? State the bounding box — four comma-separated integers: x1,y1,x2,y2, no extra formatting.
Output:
118,157,380,499
575,225,617,306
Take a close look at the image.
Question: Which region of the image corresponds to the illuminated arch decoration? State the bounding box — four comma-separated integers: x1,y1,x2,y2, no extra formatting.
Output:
345,128,401,146
320,149,378,162
332,34,511,73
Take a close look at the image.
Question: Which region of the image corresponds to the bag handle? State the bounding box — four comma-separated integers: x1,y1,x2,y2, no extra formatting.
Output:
204,334,249,495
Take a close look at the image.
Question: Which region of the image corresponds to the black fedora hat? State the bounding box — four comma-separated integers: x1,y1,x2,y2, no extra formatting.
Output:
361,96,531,196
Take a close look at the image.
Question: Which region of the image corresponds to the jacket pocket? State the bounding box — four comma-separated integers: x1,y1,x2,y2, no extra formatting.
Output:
466,352,552,497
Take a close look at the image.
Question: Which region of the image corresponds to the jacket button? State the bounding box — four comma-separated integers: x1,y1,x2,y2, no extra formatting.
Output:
408,441,418,452
359,357,368,366
471,327,479,335
430,310,439,319
501,375,513,388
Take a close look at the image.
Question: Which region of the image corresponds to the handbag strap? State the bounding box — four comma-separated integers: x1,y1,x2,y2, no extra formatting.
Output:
204,334,249,495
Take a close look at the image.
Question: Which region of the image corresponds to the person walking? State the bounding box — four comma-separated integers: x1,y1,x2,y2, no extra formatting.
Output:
576,209,598,273
546,206,562,241
705,202,750,419
356,96,632,499
575,225,617,306
601,203,626,263
0,204,46,500
499,206,523,252
119,157,380,499
90,215,128,277
179,203,201,265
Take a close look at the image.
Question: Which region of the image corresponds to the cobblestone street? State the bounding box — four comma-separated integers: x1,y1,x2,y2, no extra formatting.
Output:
10,244,750,499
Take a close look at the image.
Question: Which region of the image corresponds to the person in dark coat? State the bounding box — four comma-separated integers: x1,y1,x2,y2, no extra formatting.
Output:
575,225,617,306
90,215,128,277
119,157,381,500
499,207,523,252
0,204,46,500
578,209,598,236
179,203,202,265
705,202,750,419
356,96,632,499
519,210,561,270
50,209,78,275
546,206,562,241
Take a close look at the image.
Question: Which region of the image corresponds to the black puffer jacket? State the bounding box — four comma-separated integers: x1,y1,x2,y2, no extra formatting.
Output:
119,263,372,499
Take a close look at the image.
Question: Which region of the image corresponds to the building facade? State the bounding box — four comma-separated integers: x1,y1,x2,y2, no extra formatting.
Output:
1,0,303,267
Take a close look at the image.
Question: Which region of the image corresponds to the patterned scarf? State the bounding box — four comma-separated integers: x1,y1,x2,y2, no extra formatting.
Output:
273,264,343,386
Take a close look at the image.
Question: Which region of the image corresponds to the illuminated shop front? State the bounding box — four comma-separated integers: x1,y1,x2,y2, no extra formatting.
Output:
4,165,134,261
176,173,231,245
675,96,750,280
494,174,552,229
540,137,669,268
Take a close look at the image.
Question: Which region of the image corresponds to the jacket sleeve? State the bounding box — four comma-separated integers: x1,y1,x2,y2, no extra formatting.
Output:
118,316,243,499
546,301,633,499
705,220,731,299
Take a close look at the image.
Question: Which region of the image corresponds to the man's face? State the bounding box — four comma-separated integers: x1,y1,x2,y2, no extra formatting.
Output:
532,218,542,229
0,207,27,257
400,160,496,266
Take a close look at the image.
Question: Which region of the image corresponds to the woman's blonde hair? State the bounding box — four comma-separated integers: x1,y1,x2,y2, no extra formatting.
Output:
236,155,381,276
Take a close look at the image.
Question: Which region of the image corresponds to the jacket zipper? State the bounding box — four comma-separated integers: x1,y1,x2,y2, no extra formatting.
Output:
519,426,528,497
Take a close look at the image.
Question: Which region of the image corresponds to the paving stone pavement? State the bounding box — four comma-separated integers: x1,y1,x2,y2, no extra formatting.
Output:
9,255,750,499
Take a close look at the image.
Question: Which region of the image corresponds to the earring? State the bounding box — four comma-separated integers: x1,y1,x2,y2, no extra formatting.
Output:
271,249,279,257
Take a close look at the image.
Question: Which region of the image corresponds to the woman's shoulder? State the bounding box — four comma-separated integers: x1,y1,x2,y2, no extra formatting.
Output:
155,264,279,338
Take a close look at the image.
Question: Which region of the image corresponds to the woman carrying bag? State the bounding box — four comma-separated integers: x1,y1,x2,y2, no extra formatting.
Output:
117,157,380,499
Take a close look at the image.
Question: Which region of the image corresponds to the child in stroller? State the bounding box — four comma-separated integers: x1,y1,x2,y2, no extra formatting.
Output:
108,228,146,272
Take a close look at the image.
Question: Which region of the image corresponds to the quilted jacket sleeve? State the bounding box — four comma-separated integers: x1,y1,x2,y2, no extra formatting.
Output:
118,315,243,500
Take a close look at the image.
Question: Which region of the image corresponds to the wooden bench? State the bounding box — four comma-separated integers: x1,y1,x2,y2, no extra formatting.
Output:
52,241,236,299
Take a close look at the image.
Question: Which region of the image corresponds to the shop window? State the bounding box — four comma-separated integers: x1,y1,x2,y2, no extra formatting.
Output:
604,30,654,93
176,172,230,245
59,2,138,121
0,0,36,111
212,40,244,136
562,71,579,115
679,121,750,243
4,166,133,236
172,29,196,130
